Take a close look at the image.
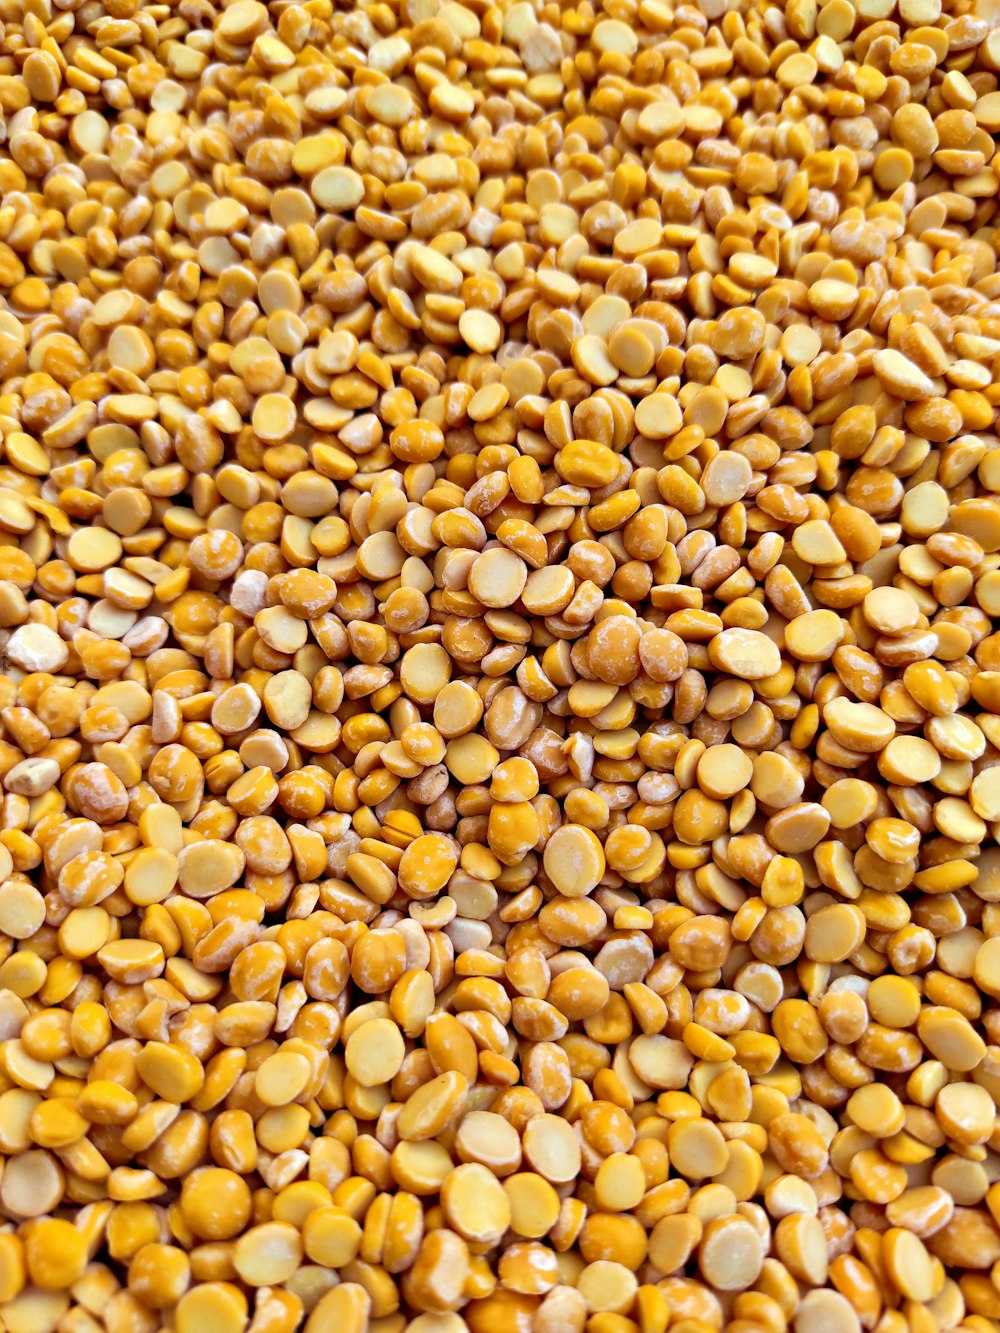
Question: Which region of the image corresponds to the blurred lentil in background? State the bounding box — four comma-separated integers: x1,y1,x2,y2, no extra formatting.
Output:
1,0,1000,1327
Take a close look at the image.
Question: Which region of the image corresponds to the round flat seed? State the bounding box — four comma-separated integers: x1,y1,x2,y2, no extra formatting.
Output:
344,1018,405,1087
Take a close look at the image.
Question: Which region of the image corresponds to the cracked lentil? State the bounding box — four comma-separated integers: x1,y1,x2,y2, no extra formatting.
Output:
0,0,999,1327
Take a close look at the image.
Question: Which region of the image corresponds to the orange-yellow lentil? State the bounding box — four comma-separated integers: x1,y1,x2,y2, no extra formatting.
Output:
0,0,999,1328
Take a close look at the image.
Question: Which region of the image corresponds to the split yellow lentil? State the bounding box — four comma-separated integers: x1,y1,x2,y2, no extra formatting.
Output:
0,0,999,1326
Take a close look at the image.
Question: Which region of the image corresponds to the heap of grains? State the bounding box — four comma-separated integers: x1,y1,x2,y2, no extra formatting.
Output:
2,0,1000,1327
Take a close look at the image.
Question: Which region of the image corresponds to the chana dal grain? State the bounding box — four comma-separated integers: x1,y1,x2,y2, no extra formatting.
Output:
1,0,1000,1326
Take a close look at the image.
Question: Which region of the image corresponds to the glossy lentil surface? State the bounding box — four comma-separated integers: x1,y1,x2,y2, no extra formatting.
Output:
2,0,1000,1328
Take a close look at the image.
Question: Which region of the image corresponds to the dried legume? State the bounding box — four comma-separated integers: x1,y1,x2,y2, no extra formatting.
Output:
0,0,1000,1327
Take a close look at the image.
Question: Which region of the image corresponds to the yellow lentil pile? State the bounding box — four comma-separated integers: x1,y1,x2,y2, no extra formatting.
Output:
3,0,1000,1326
